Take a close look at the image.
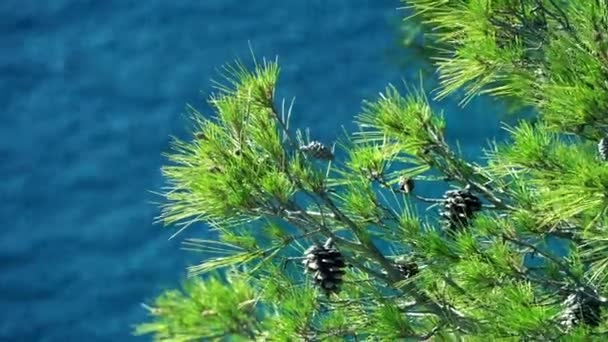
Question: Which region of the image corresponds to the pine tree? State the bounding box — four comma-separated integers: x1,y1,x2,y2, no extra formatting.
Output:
136,1,608,340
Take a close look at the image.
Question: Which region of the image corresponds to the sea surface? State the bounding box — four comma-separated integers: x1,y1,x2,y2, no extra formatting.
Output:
0,1,504,341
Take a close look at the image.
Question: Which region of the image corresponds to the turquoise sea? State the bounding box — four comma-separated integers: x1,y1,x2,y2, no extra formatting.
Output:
0,1,504,340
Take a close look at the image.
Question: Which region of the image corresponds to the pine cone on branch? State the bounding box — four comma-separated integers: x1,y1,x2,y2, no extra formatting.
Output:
303,238,346,296
559,291,602,330
439,186,482,232
598,136,608,161
394,259,419,279
299,141,334,161
398,176,415,194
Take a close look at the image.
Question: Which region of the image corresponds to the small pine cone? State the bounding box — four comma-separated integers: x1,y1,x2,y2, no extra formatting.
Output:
303,238,346,296
439,187,482,231
207,165,222,173
559,291,602,330
398,176,415,194
300,141,334,161
394,260,419,279
367,170,381,181
598,136,608,161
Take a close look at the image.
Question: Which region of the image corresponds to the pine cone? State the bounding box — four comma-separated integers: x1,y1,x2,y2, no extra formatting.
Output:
598,136,608,161
367,170,381,182
303,238,346,295
207,165,222,173
398,176,415,194
559,291,602,330
439,187,482,231
300,141,334,160
394,260,419,279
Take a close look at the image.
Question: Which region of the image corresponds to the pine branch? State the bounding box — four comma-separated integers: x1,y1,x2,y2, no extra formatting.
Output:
139,3,608,339
315,189,479,331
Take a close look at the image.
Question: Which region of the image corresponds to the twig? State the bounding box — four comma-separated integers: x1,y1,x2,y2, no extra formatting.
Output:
502,234,579,280
284,209,336,219
415,195,444,204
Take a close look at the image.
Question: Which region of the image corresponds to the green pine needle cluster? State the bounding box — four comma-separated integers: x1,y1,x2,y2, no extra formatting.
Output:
136,1,608,340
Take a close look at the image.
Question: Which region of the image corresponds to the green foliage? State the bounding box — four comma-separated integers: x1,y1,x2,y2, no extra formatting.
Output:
134,273,260,341
137,1,608,340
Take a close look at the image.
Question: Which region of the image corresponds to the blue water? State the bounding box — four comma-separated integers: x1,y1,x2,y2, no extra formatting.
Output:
0,1,503,341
